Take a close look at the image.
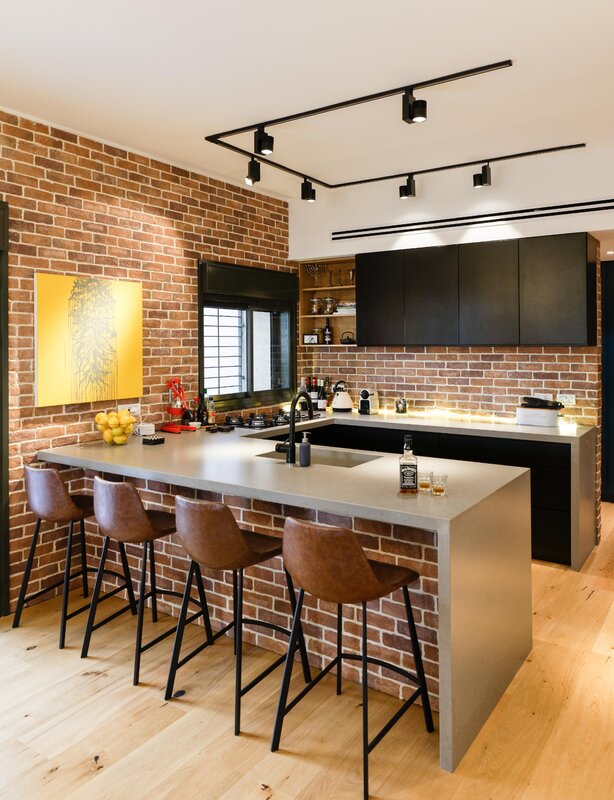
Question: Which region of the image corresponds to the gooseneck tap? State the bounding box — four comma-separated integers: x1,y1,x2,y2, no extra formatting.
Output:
286,390,314,464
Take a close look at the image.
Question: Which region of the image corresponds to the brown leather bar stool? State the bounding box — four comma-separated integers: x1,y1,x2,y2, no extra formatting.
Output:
82,477,213,686
13,464,133,649
165,496,311,735
271,517,434,800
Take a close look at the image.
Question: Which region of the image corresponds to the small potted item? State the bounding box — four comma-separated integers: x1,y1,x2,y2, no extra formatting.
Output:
321,296,338,315
309,297,323,315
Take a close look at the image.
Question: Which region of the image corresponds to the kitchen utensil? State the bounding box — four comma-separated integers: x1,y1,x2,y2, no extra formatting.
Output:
331,380,353,412
340,331,356,344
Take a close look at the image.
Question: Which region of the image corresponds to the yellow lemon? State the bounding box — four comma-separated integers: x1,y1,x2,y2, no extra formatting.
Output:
102,428,114,444
113,434,127,445
128,415,137,424
95,412,108,425
110,426,123,437
107,416,119,428
124,423,134,436
96,423,107,432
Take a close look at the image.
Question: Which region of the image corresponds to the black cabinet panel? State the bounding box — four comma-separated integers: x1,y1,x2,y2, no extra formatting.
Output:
458,240,519,344
531,508,571,565
305,424,439,457
404,246,459,344
519,233,596,345
437,434,569,469
356,251,405,345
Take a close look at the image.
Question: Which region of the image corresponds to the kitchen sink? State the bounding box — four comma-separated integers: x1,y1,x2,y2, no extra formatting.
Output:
256,447,381,468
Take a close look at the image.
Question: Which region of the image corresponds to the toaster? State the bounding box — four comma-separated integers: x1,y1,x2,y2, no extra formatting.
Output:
358,388,380,415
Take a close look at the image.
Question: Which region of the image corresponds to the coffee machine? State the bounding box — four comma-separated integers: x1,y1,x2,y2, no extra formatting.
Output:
358,388,380,415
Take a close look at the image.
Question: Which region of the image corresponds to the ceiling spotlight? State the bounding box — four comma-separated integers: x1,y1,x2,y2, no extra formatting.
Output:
399,174,416,199
473,163,491,188
301,178,316,202
245,158,261,186
254,125,274,155
402,90,427,124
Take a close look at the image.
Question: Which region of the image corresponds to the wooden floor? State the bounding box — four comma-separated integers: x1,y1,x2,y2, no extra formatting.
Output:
1,510,614,800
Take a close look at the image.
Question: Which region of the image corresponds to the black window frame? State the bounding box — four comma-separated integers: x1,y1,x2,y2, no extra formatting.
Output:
198,260,297,412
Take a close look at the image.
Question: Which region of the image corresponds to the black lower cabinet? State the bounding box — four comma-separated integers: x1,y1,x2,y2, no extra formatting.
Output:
282,424,572,565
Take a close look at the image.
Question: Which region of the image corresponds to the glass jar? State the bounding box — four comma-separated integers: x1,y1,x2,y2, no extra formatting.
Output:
312,327,324,344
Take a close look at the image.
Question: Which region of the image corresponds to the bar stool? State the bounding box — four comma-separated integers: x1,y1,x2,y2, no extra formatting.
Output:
271,517,434,800
81,477,211,686
165,495,312,735
13,465,133,649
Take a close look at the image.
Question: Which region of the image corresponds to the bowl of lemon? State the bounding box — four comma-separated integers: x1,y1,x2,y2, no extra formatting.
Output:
95,409,137,446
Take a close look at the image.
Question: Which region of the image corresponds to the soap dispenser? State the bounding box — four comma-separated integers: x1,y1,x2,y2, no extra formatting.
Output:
299,431,311,467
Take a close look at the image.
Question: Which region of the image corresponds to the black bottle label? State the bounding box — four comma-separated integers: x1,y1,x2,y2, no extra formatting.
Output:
400,464,418,490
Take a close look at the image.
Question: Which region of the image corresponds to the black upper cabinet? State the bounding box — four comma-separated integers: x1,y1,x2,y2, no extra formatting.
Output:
519,233,597,345
459,240,519,345
404,246,459,345
356,251,405,345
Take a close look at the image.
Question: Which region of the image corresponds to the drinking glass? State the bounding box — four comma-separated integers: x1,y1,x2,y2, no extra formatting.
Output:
431,473,448,496
418,472,432,493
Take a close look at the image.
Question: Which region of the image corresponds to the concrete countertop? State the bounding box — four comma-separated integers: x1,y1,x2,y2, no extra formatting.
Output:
37,422,528,532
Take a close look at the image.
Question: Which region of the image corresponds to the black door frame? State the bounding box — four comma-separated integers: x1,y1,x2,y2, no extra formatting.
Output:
0,201,9,615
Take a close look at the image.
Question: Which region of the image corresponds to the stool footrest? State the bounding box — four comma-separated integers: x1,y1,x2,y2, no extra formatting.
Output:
284,655,339,716
341,653,420,687
91,600,135,631
368,687,422,753
241,616,292,638
240,653,287,697
175,621,233,671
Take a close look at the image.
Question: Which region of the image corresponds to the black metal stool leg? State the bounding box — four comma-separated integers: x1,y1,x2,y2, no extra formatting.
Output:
234,568,244,735
193,562,214,644
403,585,434,733
133,542,149,686
81,537,110,657
79,519,89,598
284,569,311,684
232,569,238,655
361,601,369,800
59,521,75,649
336,603,343,695
271,588,304,752
165,560,196,700
118,542,137,614
149,540,158,623
12,518,41,628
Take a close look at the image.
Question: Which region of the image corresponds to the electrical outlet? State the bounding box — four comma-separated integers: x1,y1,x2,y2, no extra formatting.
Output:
118,402,141,416
532,392,553,401
558,393,576,406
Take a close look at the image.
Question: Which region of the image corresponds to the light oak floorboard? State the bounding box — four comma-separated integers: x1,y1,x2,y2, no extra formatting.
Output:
1,505,613,799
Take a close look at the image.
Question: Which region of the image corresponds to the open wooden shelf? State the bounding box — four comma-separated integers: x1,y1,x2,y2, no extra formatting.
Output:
299,258,356,346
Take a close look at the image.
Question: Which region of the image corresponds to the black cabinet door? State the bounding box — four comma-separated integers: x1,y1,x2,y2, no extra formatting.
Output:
519,233,596,345
404,246,459,344
356,251,405,345
458,240,519,344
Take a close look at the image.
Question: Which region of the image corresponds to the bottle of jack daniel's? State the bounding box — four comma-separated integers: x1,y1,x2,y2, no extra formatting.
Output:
399,434,418,494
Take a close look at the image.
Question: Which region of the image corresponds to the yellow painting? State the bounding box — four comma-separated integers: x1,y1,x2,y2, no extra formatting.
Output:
35,274,143,407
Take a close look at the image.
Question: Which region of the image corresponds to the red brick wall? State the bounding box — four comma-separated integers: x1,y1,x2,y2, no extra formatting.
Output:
1,108,291,608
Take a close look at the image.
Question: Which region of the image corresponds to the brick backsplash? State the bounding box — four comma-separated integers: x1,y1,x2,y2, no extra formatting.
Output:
1,108,292,609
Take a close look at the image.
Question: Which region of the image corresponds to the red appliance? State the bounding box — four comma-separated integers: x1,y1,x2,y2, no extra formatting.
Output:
161,377,196,434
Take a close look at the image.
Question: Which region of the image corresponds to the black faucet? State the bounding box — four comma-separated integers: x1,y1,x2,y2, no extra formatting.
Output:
286,390,314,464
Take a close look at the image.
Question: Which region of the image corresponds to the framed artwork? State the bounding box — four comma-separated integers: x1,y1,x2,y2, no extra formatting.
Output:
35,273,143,407
302,333,318,344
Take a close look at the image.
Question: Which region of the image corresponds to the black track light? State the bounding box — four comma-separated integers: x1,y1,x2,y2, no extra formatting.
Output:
254,125,274,155
245,158,261,186
473,163,491,188
301,178,316,202
399,174,416,199
402,90,427,124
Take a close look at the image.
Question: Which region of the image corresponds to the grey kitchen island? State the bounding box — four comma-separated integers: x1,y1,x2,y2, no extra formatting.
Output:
38,422,532,772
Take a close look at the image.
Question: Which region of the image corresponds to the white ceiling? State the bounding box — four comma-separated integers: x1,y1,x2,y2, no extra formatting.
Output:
3,0,614,251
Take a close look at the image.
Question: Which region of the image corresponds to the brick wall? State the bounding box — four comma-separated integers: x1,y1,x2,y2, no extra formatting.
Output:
1,108,291,608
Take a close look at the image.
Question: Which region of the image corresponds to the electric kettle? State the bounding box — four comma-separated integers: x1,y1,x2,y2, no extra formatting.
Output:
331,380,353,412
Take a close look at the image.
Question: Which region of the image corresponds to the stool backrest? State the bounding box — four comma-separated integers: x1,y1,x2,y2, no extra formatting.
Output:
93,476,155,542
25,464,78,522
175,495,251,569
283,517,381,604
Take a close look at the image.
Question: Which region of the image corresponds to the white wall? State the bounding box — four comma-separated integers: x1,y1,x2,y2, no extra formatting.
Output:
288,144,614,259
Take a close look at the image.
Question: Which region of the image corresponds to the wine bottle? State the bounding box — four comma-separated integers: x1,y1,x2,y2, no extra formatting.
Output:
324,318,332,345
399,434,418,494
310,375,319,405
317,379,327,411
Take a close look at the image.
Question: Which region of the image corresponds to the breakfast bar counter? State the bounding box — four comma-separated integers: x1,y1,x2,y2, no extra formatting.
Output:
37,424,532,772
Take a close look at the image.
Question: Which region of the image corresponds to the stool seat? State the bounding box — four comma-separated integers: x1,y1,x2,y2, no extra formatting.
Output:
70,494,95,520
147,510,177,537
368,560,419,600
237,529,282,565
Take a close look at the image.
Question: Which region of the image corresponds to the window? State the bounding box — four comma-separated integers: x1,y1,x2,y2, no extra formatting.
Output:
199,261,297,410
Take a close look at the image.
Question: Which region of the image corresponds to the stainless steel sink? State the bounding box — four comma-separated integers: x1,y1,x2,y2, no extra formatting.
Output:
256,447,381,468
